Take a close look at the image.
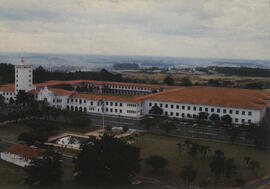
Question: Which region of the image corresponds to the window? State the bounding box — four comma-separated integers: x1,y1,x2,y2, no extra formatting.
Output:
211,108,214,112
205,108,208,112
111,102,113,106
199,107,202,111
187,114,191,118
90,101,93,106
236,110,239,115
176,105,179,109
229,110,233,114
242,119,245,123
165,112,168,115
248,120,251,123
182,113,185,117
242,111,245,115
193,107,196,111
182,106,185,110
115,109,118,113
176,112,179,116
84,100,86,103
223,109,226,114
149,103,152,106
217,109,220,113
106,102,108,105
115,102,118,106
171,105,174,109
165,104,168,108
160,104,163,108
170,112,173,116
120,103,122,107
235,118,238,123
110,108,113,112
188,106,191,110
120,109,122,113
248,112,252,116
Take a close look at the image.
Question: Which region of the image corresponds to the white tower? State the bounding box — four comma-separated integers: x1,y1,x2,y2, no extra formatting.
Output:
15,57,33,94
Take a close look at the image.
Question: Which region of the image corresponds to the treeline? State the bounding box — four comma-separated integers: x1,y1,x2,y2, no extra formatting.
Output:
113,63,140,70
199,66,270,77
0,63,141,85
0,63,15,84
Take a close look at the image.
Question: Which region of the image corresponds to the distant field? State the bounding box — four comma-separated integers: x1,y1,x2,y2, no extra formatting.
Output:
122,72,270,88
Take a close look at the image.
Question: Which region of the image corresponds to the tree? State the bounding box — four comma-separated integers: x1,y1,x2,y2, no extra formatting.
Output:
9,97,15,105
248,160,260,176
221,115,232,125
24,150,62,186
244,156,251,167
210,150,225,187
73,134,140,186
164,75,175,85
180,165,197,186
188,143,200,162
224,158,237,181
122,125,129,133
226,126,241,144
159,118,176,135
140,116,155,132
209,114,220,123
16,90,34,109
177,142,183,157
182,77,192,86
198,112,209,120
0,94,5,106
145,155,168,172
71,112,91,129
199,145,211,159
149,105,163,116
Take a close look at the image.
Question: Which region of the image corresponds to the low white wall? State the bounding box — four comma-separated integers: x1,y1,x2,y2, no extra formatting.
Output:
0,152,30,167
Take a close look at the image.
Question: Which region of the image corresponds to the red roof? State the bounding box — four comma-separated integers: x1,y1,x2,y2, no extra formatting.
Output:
0,84,15,92
145,86,270,110
71,93,141,103
6,144,41,160
49,88,74,96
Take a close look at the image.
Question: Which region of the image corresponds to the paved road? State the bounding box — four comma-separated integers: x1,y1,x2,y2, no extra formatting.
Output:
243,176,270,189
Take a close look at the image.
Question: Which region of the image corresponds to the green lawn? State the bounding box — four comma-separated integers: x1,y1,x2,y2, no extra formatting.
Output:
135,133,270,188
0,119,99,142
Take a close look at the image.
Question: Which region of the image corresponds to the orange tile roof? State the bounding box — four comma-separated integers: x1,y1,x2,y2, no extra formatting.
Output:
6,144,41,160
49,88,74,96
145,86,270,110
71,93,141,103
28,89,40,94
0,84,15,92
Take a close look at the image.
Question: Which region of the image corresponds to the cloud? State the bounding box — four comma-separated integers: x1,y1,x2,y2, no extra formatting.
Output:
0,0,269,60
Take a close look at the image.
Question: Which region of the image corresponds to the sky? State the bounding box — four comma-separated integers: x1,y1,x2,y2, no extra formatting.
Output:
0,0,269,60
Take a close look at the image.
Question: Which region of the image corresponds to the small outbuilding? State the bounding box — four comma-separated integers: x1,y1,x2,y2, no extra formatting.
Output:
0,144,41,167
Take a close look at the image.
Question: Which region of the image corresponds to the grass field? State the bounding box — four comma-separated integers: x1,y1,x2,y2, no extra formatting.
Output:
1,120,270,188
123,72,270,88
0,119,99,142
135,133,270,188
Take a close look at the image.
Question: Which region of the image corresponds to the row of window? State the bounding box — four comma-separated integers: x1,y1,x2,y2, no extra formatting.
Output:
107,85,151,91
1,92,13,96
163,111,252,123
149,102,252,116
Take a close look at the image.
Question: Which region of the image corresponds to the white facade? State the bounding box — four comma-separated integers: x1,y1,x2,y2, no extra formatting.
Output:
15,58,33,94
144,100,263,124
0,91,15,103
0,152,31,167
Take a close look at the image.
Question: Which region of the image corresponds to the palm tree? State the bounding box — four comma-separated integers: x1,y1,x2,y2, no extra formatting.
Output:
180,165,197,187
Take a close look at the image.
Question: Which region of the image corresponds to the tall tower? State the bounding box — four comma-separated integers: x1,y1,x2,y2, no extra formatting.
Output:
15,57,33,94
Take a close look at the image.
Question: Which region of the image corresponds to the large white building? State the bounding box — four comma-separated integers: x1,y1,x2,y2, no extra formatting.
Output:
0,59,270,124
